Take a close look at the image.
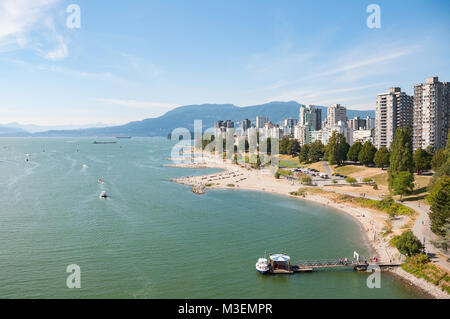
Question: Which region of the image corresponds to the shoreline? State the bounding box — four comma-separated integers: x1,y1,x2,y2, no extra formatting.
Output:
168,151,448,299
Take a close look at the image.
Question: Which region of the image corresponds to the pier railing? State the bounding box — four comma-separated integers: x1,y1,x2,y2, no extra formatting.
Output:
296,258,356,267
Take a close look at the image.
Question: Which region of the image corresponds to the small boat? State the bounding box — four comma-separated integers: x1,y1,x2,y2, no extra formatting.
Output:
93,141,117,144
82,164,88,168
115,136,131,139
98,178,104,184
99,191,108,199
255,258,270,275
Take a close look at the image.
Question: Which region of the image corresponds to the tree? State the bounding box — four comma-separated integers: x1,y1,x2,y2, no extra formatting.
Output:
259,137,272,154
358,141,377,165
327,131,349,166
392,171,414,201
413,148,431,173
287,139,300,156
431,149,446,171
430,131,450,188
374,147,390,168
388,127,414,190
308,140,325,162
298,144,310,163
426,176,450,238
279,137,290,155
392,230,423,256
347,141,362,162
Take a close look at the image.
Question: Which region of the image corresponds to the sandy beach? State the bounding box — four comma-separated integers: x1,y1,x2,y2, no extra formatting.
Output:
169,151,449,299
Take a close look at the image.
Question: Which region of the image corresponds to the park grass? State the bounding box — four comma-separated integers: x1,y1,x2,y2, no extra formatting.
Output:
279,155,300,168
279,160,298,168
371,172,389,186
332,165,365,176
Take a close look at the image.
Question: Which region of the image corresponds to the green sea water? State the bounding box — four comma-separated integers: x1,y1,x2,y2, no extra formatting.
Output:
0,138,429,298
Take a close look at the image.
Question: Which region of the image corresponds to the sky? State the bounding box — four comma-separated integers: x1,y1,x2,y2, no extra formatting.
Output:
0,0,449,126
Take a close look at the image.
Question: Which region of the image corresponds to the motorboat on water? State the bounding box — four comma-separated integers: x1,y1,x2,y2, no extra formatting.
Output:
82,164,88,168
98,178,104,184
99,191,108,199
256,253,292,274
255,258,269,275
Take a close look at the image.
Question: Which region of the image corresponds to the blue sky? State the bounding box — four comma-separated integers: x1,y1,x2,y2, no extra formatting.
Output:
0,0,449,125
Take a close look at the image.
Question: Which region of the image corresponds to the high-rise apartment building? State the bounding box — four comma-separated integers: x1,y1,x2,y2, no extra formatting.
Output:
413,76,450,151
326,104,347,127
347,117,366,131
299,105,322,130
375,87,413,149
241,119,251,132
256,116,268,129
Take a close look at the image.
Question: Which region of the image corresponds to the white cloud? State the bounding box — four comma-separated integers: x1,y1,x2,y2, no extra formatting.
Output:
41,35,68,60
0,0,68,59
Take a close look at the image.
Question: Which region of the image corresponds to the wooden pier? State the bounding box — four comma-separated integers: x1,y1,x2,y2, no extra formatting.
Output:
261,253,403,275
290,258,402,273
267,258,402,275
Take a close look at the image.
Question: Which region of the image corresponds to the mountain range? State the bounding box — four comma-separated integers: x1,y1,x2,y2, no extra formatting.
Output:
2,101,375,137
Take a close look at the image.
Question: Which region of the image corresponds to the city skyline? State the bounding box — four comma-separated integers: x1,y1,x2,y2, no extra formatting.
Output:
1,0,450,125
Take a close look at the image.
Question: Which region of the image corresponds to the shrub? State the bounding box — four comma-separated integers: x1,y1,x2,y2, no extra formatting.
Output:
226,184,235,187
274,171,280,179
332,179,338,184
345,177,357,185
373,183,378,190
362,177,373,183
301,176,312,185
391,230,423,256
290,188,307,197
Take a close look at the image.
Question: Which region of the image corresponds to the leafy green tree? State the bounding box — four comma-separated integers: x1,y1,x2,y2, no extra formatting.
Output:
431,149,446,171
345,177,357,185
279,137,290,155
413,148,432,172
392,171,414,201
388,127,414,190
358,141,377,165
274,170,281,179
347,141,362,162
327,132,349,166
392,230,423,256
259,137,272,154
374,147,390,168
430,132,450,188
308,140,325,162
298,144,310,163
426,176,450,237
287,139,300,156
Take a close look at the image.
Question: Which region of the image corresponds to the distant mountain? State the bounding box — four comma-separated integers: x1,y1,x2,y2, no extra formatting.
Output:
29,101,374,137
0,125,29,136
2,122,112,133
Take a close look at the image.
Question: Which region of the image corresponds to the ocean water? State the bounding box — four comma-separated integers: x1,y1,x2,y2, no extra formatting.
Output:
0,138,429,298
